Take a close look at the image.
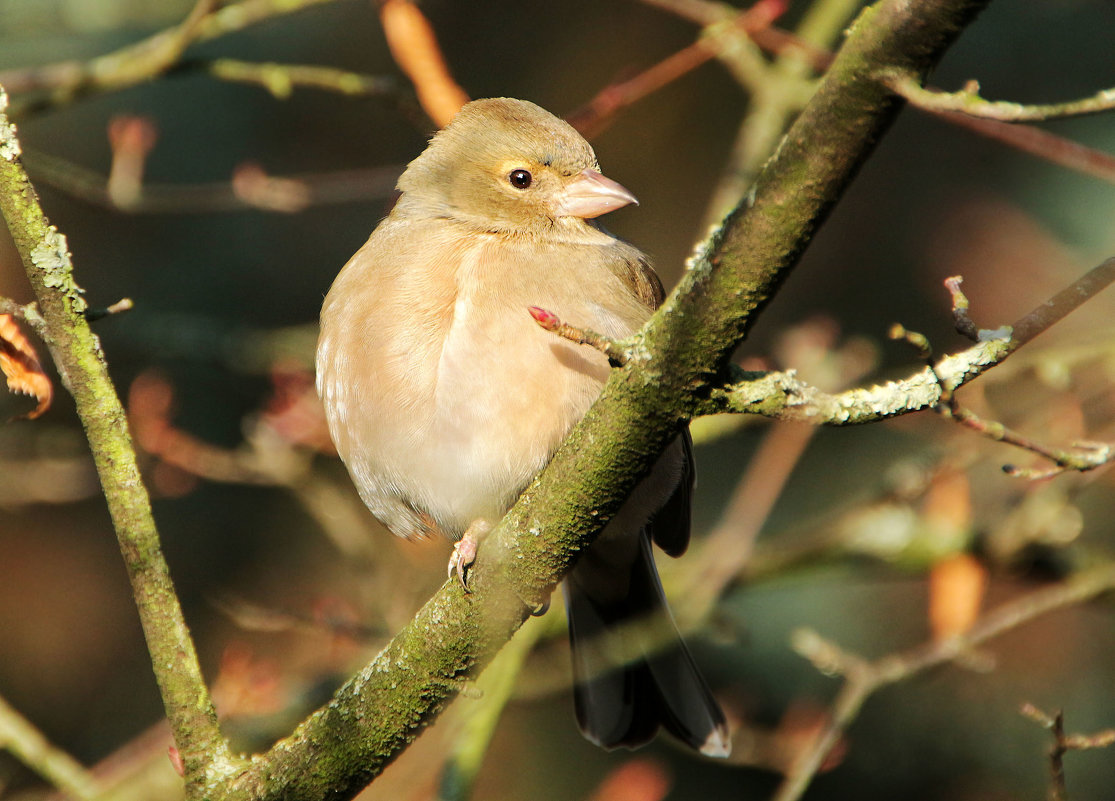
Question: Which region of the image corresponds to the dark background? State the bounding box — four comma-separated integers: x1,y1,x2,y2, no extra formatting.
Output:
2,1,1115,799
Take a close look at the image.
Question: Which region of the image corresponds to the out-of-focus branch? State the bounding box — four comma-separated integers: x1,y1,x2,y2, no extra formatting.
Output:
25,148,402,214
0,87,237,790
682,320,877,621
204,59,404,100
886,72,1115,121
701,0,860,221
568,0,787,138
377,0,469,127
0,693,99,800
435,617,547,801
126,368,386,563
0,0,347,114
778,561,1115,801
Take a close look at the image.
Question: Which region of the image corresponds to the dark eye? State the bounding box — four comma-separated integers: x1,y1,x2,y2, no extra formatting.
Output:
508,169,532,189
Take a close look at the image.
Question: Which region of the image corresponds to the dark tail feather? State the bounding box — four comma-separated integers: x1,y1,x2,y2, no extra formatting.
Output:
565,533,730,757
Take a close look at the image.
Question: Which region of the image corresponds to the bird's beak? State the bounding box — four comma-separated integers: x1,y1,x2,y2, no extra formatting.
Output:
556,168,638,219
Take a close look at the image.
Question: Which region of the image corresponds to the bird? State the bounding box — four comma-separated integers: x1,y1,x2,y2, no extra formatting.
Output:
316,97,730,757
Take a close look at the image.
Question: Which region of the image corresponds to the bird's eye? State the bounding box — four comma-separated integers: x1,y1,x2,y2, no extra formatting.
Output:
508,169,533,189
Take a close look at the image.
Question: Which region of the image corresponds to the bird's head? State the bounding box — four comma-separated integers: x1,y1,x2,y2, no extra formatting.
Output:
397,98,637,236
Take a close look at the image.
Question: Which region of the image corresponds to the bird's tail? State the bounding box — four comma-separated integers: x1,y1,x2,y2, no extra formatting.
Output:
564,533,730,757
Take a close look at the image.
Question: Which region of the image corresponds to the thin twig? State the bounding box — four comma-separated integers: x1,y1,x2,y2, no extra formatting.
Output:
24,149,402,214
944,276,979,341
0,693,99,800
84,297,135,322
1011,257,1115,347
887,71,1115,122
527,306,630,367
0,0,347,114
1020,705,1115,801
776,562,1115,801
568,0,786,138
924,109,1115,186
941,401,1112,476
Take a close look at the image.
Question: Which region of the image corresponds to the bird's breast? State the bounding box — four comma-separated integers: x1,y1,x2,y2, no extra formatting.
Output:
319,223,648,539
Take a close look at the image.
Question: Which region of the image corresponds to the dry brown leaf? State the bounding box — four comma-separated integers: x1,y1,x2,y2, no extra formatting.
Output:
929,553,988,640
922,470,986,639
0,312,52,419
210,642,285,720
585,758,671,801
379,0,469,127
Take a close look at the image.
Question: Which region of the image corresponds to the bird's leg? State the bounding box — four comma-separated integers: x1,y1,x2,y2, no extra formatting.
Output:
449,518,493,590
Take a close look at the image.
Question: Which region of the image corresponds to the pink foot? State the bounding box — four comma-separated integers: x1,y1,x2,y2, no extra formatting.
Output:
448,520,492,590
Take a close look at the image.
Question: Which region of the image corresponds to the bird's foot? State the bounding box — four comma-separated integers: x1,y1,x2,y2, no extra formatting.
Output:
448,519,492,591
529,597,551,617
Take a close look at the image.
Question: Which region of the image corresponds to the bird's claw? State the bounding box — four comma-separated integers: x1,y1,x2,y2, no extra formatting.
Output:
448,537,479,590
530,598,550,617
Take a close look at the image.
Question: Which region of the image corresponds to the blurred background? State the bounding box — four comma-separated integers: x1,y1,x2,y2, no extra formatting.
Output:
2,0,1115,799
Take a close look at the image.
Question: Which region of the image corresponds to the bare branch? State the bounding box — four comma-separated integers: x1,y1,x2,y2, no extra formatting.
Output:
0,693,99,800
702,256,1115,426
0,0,348,113
0,88,238,787
1020,705,1115,801
917,108,1115,186
777,562,1115,801
887,71,1115,122
567,0,786,138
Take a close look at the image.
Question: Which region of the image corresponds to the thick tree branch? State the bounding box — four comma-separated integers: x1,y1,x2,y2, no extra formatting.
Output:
224,1,994,799
0,89,237,792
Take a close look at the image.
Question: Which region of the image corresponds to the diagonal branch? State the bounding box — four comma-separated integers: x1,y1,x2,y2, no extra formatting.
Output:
223,2,996,799
0,89,238,792
699,255,1115,426
0,0,346,114
0,693,99,800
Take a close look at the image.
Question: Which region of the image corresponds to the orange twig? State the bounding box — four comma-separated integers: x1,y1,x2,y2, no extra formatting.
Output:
378,0,469,127
568,0,787,138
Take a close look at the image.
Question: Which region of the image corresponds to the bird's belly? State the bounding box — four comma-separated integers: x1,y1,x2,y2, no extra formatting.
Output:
397,305,608,537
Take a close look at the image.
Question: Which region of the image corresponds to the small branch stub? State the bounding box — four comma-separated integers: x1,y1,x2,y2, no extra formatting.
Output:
527,306,629,367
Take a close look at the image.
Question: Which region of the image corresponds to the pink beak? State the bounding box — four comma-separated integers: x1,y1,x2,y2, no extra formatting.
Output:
556,168,638,219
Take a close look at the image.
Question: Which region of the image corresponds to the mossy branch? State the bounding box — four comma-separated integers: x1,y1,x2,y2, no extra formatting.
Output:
224,1,994,799
0,89,238,792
